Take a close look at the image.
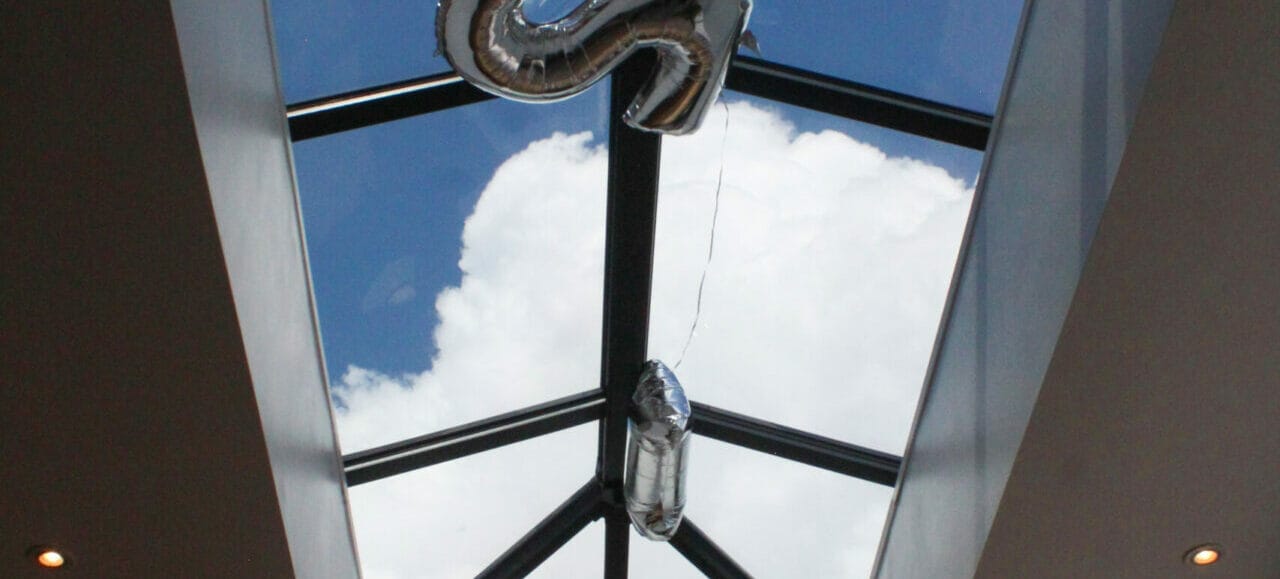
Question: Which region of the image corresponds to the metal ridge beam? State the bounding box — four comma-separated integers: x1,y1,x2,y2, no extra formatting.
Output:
343,389,604,486
477,479,605,579
690,401,902,487
726,55,992,150
669,518,753,579
603,509,631,578
595,53,663,579
286,71,493,141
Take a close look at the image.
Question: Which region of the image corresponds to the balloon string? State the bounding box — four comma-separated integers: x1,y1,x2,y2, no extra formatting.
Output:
674,101,731,371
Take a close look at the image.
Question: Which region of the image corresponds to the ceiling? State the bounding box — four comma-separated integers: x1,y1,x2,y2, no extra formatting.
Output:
2,1,1275,578
2,1,354,577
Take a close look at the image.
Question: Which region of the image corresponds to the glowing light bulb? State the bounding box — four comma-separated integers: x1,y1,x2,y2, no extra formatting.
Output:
1186,544,1222,566
36,549,65,568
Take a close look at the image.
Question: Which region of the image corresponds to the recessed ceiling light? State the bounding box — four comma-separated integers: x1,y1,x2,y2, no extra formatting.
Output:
28,546,69,569
1185,544,1222,566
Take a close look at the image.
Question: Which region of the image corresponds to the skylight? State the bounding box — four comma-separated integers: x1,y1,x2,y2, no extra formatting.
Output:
648,94,980,451
741,1,1023,114
272,0,446,103
347,425,597,575
294,85,610,449
269,1,1023,576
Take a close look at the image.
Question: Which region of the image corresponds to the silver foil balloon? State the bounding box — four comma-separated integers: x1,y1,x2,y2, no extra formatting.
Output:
436,0,753,135
625,360,692,540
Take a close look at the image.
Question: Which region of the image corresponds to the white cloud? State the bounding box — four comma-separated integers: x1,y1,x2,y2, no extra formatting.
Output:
331,131,608,453
332,101,973,578
649,102,972,453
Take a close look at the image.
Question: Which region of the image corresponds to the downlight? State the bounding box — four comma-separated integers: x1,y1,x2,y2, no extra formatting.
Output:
1185,544,1223,566
28,546,70,569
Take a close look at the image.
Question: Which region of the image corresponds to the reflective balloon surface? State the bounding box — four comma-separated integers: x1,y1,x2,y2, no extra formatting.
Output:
624,360,691,540
437,0,752,134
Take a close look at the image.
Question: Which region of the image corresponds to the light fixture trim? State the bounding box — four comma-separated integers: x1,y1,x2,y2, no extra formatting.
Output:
1184,543,1223,566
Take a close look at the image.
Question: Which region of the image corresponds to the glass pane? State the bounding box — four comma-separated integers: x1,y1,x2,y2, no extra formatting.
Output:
529,519,604,578
683,438,896,577
269,1,1023,110
294,85,610,452
629,527,704,578
649,93,981,453
347,424,596,578
742,0,1025,113
270,0,450,103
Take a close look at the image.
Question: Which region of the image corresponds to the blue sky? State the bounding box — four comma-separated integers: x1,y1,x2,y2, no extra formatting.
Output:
272,0,1022,382
273,0,1021,112
290,87,609,378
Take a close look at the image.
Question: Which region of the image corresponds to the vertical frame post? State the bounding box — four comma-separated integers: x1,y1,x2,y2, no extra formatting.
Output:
596,52,663,579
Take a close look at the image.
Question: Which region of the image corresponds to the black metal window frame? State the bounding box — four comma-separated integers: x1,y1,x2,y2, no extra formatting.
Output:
290,49,991,579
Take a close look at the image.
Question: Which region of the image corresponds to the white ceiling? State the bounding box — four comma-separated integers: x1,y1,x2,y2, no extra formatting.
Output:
976,2,1280,576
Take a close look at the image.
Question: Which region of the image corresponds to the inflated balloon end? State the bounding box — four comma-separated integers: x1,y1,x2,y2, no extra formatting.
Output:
437,0,753,135
624,360,692,540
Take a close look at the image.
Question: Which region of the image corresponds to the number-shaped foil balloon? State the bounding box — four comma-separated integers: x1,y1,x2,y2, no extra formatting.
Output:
437,0,753,135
